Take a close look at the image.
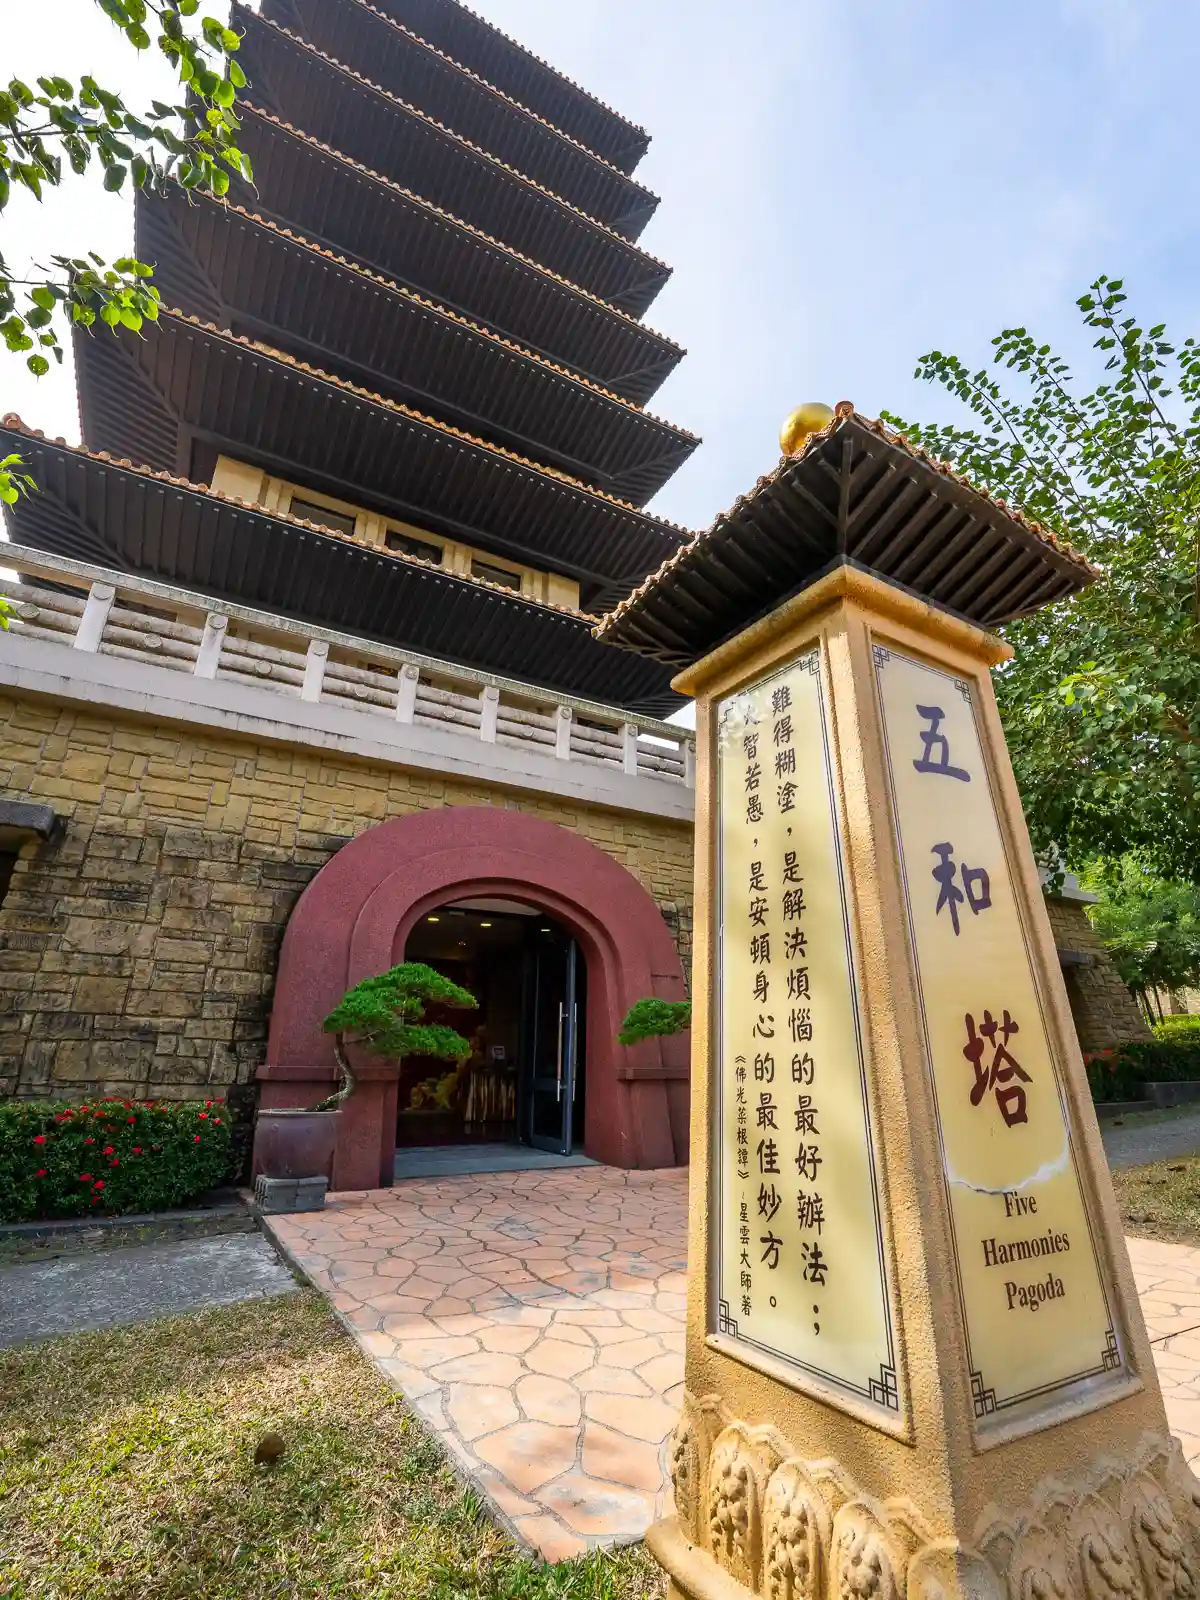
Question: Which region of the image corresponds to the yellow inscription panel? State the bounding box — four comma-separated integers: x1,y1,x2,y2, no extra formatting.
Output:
873,643,1125,1424
713,648,900,1422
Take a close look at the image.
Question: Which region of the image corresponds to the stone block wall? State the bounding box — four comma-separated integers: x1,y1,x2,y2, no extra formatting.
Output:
0,691,694,1104
1043,895,1152,1055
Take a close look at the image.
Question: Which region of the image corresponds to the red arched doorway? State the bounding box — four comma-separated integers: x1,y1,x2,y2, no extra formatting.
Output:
257,809,691,1190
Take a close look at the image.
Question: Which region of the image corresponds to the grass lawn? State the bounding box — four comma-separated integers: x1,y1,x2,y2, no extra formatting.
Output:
0,1289,666,1600
1112,1153,1200,1247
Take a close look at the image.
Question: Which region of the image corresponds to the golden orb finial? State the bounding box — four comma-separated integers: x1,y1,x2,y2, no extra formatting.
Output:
779,402,835,458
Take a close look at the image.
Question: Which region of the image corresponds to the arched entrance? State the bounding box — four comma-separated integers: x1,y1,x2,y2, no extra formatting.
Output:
257,809,691,1190
397,898,588,1160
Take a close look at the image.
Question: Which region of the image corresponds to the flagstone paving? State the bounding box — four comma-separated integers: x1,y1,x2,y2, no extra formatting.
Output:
1128,1235,1200,1467
265,1173,1200,1562
264,1166,689,1562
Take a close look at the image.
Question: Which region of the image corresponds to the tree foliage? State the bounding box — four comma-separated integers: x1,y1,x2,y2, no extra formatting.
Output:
322,963,478,1065
1,0,251,383
883,277,1200,880
1083,858,1200,1020
617,997,692,1046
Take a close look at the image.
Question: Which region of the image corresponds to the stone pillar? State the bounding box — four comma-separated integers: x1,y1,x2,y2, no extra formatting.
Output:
650,566,1192,1600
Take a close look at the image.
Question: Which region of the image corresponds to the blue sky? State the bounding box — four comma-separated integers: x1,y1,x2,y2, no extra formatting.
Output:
4,0,1200,532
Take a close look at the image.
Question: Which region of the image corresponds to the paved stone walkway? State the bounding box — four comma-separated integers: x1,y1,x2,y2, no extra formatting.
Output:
1103,1110,1200,1170
266,1168,687,1561
0,1232,299,1348
1129,1235,1200,1466
265,1171,1200,1563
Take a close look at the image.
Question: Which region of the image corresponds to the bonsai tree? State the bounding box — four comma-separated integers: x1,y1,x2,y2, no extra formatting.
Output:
311,962,477,1111
617,997,692,1046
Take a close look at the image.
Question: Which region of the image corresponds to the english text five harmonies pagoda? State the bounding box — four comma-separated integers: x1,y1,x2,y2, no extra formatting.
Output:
2,0,696,715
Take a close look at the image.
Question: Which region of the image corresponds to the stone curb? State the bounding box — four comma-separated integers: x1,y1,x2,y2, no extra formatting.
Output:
0,1194,253,1243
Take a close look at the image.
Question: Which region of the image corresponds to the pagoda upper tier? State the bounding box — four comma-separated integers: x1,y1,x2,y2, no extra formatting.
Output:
236,9,670,314
254,0,658,235
316,0,653,173
44,0,696,709
136,189,694,504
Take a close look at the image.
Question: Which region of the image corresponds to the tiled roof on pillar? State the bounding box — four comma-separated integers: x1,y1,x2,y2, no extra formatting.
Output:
254,0,658,237
597,409,1098,667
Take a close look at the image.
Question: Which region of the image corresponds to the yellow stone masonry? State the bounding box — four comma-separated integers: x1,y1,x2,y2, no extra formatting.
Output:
0,692,693,1105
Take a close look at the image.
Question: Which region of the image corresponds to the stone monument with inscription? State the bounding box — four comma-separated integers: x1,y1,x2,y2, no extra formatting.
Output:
597,402,1200,1600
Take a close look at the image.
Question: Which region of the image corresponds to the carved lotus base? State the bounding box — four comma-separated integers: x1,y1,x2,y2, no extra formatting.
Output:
652,1390,1200,1600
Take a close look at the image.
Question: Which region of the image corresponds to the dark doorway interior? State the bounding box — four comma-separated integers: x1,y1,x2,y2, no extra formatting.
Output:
399,899,587,1157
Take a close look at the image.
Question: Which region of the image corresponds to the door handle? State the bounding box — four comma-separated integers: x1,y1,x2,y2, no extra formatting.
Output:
556,1001,564,1103
571,1003,578,1104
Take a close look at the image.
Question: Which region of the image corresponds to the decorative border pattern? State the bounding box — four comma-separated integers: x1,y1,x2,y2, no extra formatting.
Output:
665,1389,1200,1600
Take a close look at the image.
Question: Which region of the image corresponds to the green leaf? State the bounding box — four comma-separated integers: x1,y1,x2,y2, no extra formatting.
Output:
26,353,49,377
30,286,55,310
102,162,127,192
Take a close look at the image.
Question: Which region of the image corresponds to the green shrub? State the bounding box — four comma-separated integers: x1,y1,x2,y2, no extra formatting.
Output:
0,1097,234,1224
1085,1037,1200,1103
1153,1014,1200,1041
617,997,692,1046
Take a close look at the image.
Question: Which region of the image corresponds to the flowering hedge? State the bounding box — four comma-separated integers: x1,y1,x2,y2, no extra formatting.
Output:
0,1098,234,1224
1085,1038,1200,1104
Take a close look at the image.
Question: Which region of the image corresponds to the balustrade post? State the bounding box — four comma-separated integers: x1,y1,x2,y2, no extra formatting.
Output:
554,704,572,759
193,612,228,678
395,663,419,723
684,739,697,789
72,581,115,652
301,639,328,702
479,684,500,742
623,722,640,775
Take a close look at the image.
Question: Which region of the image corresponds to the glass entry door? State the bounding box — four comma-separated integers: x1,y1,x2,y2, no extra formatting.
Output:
523,932,581,1154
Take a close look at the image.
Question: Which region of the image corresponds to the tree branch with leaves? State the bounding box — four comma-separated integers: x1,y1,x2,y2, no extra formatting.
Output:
0,0,251,385
883,276,1200,881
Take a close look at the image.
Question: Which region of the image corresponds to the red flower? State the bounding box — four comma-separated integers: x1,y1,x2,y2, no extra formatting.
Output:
127,1117,136,1124
205,1100,214,1108
109,1159,119,1167
32,1134,46,1145
94,1181,105,1191
132,1147,142,1155
213,1118,222,1125
79,1173,93,1183
198,1113,208,1120
83,1137,95,1146
34,1168,47,1178
193,1135,201,1143
103,1146,114,1155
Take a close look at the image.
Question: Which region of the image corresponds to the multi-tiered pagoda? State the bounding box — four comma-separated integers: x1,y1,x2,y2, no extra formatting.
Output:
3,0,696,713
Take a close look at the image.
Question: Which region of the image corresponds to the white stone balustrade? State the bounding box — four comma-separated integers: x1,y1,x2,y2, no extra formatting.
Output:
0,544,695,816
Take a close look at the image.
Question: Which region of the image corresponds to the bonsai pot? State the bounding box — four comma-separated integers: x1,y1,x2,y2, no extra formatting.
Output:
255,1108,341,1180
